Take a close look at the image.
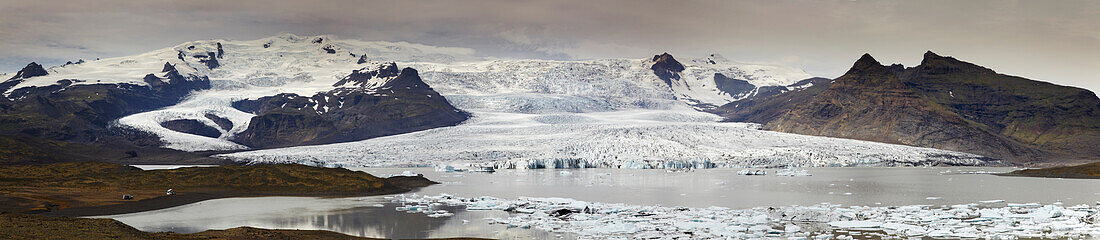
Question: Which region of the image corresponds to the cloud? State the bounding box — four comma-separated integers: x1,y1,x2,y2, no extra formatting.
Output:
0,0,1097,93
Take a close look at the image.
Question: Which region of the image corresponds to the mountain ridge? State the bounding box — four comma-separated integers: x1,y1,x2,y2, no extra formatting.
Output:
718,51,1100,165
0,34,1018,168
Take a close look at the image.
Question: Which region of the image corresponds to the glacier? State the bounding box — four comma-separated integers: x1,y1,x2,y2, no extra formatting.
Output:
210,35,993,168
3,34,1000,167
218,109,993,168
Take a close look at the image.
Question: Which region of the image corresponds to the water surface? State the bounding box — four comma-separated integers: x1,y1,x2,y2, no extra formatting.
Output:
103,167,1100,239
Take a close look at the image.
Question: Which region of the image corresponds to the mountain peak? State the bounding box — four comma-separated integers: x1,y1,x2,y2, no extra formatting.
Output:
916,51,996,75
920,50,950,65
332,62,403,88
381,67,430,90
162,62,176,73
923,50,941,59
9,62,48,80
692,53,730,65
650,52,685,85
850,53,883,70
652,52,675,62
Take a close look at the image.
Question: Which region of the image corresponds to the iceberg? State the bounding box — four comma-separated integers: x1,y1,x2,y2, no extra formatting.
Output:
829,220,883,229
389,171,420,177
737,169,767,175
775,168,812,177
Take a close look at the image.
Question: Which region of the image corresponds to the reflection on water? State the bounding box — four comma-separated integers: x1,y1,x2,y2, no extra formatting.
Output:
100,196,567,239
100,167,1100,239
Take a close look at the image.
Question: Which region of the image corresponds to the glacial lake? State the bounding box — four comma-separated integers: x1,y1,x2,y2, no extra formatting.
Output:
100,167,1100,239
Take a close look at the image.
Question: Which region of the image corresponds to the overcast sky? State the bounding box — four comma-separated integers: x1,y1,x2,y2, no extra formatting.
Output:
1,0,1097,93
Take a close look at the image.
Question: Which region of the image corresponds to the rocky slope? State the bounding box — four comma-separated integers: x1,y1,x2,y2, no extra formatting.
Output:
0,62,210,144
718,51,1100,164
232,63,468,148
0,60,217,164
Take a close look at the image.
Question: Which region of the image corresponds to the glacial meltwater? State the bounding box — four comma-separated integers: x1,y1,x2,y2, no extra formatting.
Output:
99,167,1100,239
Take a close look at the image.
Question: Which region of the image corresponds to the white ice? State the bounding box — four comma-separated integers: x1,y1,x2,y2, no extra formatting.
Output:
393,194,1100,239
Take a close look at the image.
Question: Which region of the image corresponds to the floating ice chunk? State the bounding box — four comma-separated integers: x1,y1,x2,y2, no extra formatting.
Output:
927,229,953,238
581,222,637,234
784,224,802,233
737,169,767,175
775,168,811,176
393,193,1099,239
978,208,1004,219
882,223,926,236
751,214,769,224
829,220,883,229
748,224,773,232
1008,202,1042,208
427,212,454,218
390,171,419,177
435,165,458,172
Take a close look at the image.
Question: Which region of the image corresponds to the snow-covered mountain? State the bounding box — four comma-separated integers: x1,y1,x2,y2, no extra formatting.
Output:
1,34,998,167
1,34,470,151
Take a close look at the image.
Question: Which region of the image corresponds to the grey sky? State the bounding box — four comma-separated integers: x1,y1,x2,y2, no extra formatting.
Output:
1,0,1097,93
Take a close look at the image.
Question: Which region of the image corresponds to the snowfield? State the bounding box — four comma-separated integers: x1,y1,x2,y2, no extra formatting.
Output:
5,34,1000,167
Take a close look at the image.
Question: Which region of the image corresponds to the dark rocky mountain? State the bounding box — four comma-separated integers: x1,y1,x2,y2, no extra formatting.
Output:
160,119,222,138
0,36,478,163
648,53,820,110
718,52,1100,165
712,73,755,97
231,63,469,149
0,63,218,164
8,62,48,80
0,62,49,93
650,53,685,86
1,67,210,143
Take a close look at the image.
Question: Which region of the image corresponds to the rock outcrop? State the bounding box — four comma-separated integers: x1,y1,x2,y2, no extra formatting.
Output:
9,62,48,80
650,53,685,86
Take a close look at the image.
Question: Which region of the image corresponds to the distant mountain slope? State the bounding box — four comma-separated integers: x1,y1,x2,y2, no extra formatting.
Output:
718,51,1100,164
